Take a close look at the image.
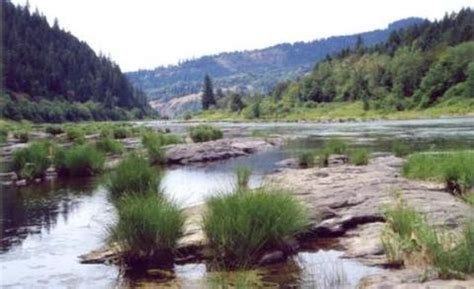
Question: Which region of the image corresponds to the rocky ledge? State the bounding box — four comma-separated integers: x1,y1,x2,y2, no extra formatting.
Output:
164,137,281,165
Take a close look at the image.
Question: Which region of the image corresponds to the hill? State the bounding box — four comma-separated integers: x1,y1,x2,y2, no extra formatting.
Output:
127,18,424,108
0,0,155,122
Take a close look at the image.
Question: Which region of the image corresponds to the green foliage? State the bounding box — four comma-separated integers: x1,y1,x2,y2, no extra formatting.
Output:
349,148,369,166
66,128,85,143
11,141,51,180
109,194,185,266
297,151,315,168
325,138,348,155
403,151,474,195
234,166,252,190
391,140,411,157
95,137,123,154
54,144,105,177
107,154,161,198
189,125,223,143
13,131,29,143
112,127,130,139
0,128,7,144
203,188,309,268
45,125,64,136
202,74,216,110
318,148,331,167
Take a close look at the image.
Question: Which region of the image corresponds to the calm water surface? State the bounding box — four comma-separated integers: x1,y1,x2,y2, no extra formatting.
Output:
1,117,473,288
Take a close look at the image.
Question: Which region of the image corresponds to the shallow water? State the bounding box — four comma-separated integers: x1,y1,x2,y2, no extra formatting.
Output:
1,117,473,288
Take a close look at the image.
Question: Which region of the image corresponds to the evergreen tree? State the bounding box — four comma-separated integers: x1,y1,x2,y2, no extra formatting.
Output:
201,74,216,110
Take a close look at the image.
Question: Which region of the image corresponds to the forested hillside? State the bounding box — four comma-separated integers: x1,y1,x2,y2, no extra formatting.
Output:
207,8,474,120
127,18,423,103
0,0,155,122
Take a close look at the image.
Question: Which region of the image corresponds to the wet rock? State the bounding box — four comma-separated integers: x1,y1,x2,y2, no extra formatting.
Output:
15,179,27,186
275,158,299,168
146,269,176,279
258,250,285,266
165,137,279,165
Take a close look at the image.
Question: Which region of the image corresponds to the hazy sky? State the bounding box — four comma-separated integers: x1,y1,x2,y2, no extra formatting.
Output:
12,0,473,72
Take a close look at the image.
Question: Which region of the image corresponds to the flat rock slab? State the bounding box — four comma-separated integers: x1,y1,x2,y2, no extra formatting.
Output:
266,155,473,286
165,137,280,165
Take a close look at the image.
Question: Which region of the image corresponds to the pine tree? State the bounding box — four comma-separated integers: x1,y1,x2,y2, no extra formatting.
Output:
202,74,216,110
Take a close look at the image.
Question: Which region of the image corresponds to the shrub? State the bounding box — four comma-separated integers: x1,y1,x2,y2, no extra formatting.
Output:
203,188,309,268
297,151,315,168
403,151,474,195
391,140,410,157
11,141,51,180
66,128,85,144
45,126,64,136
349,148,369,166
54,145,105,177
113,127,130,139
189,125,223,143
234,166,252,190
95,137,123,154
107,154,161,198
14,131,29,143
109,194,185,267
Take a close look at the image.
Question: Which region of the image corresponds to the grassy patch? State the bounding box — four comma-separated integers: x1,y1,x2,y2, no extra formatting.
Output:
391,140,411,157
325,138,348,155
349,148,369,166
13,131,29,143
297,151,315,168
203,188,309,268
107,154,161,198
403,151,474,195
109,194,185,267
45,125,64,136
11,141,52,180
382,195,474,278
66,127,85,144
234,166,252,190
95,137,123,154
54,144,105,177
189,125,223,143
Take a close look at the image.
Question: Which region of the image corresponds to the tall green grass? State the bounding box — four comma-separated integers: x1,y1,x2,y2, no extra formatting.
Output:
11,141,52,180
189,125,223,143
45,125,64,136
297,151,315,168
95,137,123,154
349,148,369,166
141,132,181,165
203,188,309,268
325,138,348,155
107,154,161,198
403,151,474,195
109,194,185,267
391,140,411,157
54,144,105,177
66,127,85,144
234,166,252,190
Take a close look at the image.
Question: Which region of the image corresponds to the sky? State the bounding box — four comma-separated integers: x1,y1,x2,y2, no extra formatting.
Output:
12,0,474,72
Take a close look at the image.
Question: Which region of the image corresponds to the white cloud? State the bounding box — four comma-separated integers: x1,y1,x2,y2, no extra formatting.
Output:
11,0,473,72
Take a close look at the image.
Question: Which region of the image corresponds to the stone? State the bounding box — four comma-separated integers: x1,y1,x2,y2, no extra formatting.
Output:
15,179,27,186
258,250,285,266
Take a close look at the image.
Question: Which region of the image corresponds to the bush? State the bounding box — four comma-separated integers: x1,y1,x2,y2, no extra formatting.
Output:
109,194,185,267
391,140,410,157
95,137,123,154
107,154,161,198
66,128,85,144
403,151,474,195
203,188,309,268
14,131,29,143
112,127,130,139
297,151,315,168
349,148,369,166
54,145,105,177
234,166,251,190
189,125,223,143
45,126,64,136
11,141,51,180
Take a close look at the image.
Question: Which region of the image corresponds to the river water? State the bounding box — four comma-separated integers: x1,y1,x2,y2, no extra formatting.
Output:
1,117,473,288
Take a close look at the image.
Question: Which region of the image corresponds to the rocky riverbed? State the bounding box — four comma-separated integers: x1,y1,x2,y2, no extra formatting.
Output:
80,154,474,288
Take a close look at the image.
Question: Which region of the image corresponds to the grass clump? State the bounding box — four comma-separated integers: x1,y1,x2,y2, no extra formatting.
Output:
382,195,474,278
203,188,309,268
45,125,64,136
95,137,123,154
403,151,474,196
234,166,252,190
391,140,411,157
0,128,8,144
349,148,369,166
112,127,130,139
109,194,185,267
66,127,85,144
297,151,315,168
54,144,105,177
14,131,29,143
189,125,223,143
107,154,161,198
11,141,52,180
325,138,348,155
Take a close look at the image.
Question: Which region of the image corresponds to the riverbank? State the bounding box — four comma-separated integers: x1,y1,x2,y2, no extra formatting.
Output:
195,98,474,122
